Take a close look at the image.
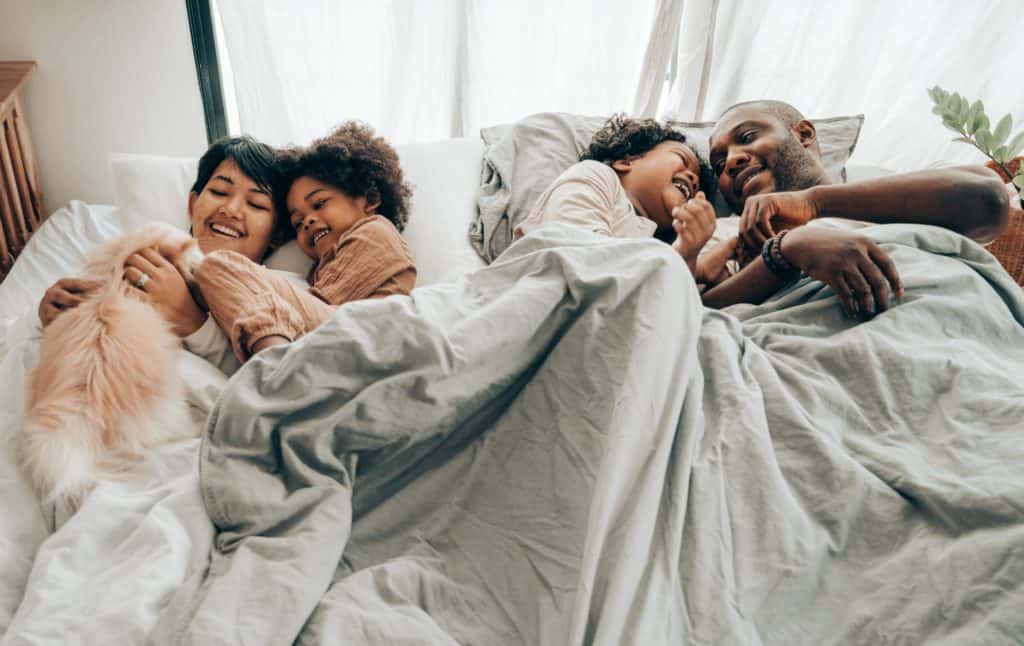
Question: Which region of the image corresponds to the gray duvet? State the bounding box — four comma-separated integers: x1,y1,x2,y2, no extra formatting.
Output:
152,223,1024,645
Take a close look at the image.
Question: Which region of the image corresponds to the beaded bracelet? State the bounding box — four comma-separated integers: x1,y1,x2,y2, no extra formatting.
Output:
761,230,800,280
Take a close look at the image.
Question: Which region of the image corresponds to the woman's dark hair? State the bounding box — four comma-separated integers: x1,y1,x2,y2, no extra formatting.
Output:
190,136,292,244
191,135,278,195
581,114,718,198
274,121,412,232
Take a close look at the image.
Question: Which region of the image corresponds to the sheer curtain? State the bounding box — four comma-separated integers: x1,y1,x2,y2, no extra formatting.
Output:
215,0,678,147
661,0,1024,171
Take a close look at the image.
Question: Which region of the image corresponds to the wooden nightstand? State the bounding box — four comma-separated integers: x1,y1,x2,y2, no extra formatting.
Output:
0,61,44,280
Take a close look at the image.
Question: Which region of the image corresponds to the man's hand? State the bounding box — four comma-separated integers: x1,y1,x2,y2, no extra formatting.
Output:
671,191,717,274
123,247,206,337
39,278,102,327
780,226,904,319
739,189,821,249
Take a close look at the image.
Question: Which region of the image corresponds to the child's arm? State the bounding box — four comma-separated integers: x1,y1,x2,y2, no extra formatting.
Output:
195,250,334,362
311,217,416,306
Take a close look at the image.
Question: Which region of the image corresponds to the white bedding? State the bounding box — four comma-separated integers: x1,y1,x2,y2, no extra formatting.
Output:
0,202,221,641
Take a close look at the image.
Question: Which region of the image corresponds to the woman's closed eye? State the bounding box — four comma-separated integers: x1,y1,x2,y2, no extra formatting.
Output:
209,188,228,197
247,201,269,211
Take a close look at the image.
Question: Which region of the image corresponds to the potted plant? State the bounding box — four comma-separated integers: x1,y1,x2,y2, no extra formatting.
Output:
928,86,1024,284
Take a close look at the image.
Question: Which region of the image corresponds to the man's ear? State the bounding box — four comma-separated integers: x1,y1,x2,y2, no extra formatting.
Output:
793,119,817,150
611,158,633,174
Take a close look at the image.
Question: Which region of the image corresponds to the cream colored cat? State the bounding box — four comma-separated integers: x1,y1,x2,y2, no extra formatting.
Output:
20,223,203,517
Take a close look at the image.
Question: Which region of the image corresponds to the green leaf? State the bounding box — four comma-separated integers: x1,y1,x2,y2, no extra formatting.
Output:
953,136,974,144
943,118,964,135
994,145,1009,164
958,96,971,123
942,93,959,115
976,128,992,153
1013,173,1024,189
993,113,1012,147
927,87,941,105
1007,130,1024,158
967,102,985,135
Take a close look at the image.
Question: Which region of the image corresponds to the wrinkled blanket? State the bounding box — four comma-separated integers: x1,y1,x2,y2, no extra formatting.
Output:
152,223,1024,645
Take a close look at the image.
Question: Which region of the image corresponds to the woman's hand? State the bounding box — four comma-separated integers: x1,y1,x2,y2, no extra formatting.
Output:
38,277,102,327
739,189,821,249
123,247,206,337
671,191,717,274
780,226,904,319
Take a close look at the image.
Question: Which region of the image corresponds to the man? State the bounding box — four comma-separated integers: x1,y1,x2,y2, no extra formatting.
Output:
700,100,1010,316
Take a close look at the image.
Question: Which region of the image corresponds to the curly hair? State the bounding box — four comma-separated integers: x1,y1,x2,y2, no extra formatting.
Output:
581,114,718,199
275,121,412,232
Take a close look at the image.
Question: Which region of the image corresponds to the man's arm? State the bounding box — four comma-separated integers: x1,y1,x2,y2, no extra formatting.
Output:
739,166,1010,247
808,165,1009,243
703,226,903,319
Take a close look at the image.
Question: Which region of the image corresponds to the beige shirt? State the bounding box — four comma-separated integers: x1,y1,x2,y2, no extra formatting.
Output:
514,161,657,240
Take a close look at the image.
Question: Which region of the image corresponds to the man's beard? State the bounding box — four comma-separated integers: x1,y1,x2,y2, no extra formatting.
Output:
772,133,824,192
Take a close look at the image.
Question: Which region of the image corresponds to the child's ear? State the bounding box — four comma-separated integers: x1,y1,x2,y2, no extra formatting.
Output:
363,198,381,215
611,159,633,174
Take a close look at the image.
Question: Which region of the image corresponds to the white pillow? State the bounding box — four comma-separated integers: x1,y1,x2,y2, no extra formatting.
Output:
397,138,487,286
109,153,195,232
108,139,488,287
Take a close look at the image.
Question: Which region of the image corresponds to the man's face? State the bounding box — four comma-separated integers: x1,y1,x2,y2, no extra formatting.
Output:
614,140,701,233
188,158,278,262
708,105,825,212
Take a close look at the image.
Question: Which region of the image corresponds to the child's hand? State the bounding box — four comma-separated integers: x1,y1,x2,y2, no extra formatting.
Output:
671,191,717,274
123,247,207,337
694,236,740,286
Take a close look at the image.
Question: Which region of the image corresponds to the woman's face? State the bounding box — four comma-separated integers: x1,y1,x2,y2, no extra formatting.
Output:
614,140,701,233
188,158,278,262
287,176,376,260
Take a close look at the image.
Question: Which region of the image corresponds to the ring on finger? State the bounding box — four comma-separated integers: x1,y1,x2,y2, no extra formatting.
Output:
135,271,151,289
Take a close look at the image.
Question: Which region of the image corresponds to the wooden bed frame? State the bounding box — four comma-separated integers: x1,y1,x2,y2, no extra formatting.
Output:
0,61,45,283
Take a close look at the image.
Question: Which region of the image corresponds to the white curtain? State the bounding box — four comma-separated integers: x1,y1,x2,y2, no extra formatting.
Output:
215,0,679,147
662,0,1024,171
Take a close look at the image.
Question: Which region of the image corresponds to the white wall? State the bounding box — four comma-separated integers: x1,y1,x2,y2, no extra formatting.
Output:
0,0,208,211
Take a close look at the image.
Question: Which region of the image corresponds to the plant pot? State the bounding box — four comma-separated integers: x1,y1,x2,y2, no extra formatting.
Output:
985,156,1023,183
987,206,1024,286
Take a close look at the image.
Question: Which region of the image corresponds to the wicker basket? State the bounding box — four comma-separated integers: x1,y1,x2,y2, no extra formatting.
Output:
984,160,1024,286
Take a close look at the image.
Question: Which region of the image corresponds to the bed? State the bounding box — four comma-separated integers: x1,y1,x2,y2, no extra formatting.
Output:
2,135,1023,645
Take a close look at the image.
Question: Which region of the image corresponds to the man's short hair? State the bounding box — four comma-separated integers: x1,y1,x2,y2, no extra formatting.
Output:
582,114,718,198
720,100,807,130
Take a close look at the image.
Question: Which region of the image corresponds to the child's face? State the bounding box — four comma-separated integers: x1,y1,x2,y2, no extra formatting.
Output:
188,158,277,262
613,140,701,233
287,176,377,261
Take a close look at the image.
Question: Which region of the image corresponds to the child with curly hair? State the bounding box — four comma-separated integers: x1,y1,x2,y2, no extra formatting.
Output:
515,115,734,285
194,122,416,361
